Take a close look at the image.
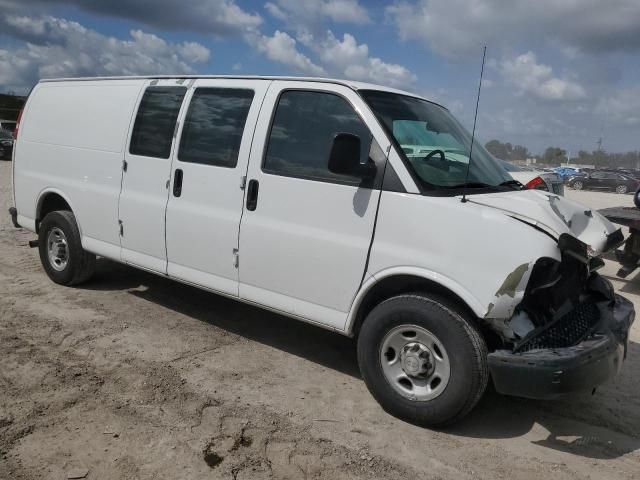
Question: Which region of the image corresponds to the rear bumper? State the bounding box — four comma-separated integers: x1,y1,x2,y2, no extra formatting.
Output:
488,294,634,399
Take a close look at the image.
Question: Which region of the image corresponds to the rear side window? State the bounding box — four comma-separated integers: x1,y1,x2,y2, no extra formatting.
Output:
263,90,372,184
130,86,186,159
178,88,254,167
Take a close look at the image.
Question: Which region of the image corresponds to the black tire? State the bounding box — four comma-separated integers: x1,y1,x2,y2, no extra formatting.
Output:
38,210,96,286
634,186,640,208
357,293,488,427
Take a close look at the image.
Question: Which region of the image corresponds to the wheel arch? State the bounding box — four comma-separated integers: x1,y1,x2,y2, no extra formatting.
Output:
35,189,76,234
345,268,486,338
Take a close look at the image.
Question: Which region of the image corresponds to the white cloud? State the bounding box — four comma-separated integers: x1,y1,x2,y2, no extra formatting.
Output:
3,0,262,37
595,87,640,126
265,0,370,27
177,42,211,63
498,52,586,101
264,2,288,21
0,15,210,93
1,11,416,93
248,30,326,76
483,108,550,138
246,28,415,88
387,0,640,58
315,32,416,87
4,13,47,36
319,0,371,24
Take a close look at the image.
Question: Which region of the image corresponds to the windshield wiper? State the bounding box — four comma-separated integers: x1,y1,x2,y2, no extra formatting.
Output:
499,180,523,190
444,180,523,190
445,180,522,190
445,181,493,189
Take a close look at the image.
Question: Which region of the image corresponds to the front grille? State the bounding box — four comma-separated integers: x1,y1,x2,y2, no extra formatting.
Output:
515,303,600,352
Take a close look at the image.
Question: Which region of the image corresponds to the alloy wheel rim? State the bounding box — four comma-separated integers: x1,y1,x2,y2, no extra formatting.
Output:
380,325,451,401
617,185,627,194
47,227,69,271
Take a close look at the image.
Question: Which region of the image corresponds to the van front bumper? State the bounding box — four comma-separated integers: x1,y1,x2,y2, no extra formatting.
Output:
487,294,634,399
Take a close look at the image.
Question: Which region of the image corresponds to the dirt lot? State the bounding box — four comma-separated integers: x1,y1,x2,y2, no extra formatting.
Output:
1,160,638,479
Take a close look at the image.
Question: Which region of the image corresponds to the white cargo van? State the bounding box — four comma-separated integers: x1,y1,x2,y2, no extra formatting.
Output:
9,76,634,426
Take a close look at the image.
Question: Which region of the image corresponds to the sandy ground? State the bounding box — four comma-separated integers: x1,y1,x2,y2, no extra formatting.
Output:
0,159,638,480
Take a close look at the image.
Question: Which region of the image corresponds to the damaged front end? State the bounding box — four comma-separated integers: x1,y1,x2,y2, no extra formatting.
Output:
484,231,635,399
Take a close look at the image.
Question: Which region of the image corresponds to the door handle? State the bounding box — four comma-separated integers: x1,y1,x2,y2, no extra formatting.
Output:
173,169,183,197
246,179,259,211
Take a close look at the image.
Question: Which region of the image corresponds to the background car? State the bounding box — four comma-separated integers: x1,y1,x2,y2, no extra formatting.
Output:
567,170,639,194
0,129,13,160
0,120,17,133
553,166,582,179
602,168,640,180
500,160,564,195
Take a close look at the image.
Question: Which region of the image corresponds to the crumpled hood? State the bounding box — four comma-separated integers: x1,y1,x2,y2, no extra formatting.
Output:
469,189,619,254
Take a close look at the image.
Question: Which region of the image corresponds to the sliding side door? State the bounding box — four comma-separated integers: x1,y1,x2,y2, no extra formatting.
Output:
119,80,187,273
165,79,269,296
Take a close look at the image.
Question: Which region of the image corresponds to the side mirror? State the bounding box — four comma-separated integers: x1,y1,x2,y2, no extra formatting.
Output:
328,133,376,179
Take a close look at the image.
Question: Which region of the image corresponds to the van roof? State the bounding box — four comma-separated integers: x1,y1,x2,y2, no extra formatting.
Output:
38,75,441,107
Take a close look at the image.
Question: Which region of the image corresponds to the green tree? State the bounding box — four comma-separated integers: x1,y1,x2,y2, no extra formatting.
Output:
510,145,529,160
485,139,509,159
591,149,608,167
541,147,566,165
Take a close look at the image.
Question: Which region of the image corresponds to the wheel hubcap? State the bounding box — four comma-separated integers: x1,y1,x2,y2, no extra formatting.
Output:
380,325,450,401
400,342,434,377
47,227,69,271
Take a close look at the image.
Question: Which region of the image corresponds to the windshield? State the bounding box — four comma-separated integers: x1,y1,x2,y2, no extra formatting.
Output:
360,90,512,193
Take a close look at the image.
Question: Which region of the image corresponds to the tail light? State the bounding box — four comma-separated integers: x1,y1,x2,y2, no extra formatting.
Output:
13,107,24,140
525,176,548,191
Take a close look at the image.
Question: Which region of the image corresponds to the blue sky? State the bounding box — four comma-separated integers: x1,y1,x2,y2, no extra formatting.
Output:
1,0,639,154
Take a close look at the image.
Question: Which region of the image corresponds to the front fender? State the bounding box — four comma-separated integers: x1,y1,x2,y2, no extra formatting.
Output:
344,266,487,335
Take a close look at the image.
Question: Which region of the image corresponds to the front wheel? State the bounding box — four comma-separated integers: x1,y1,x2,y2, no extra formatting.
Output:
38,210,96,285
572,180,583,190
615,184,628,194
357,294,488,427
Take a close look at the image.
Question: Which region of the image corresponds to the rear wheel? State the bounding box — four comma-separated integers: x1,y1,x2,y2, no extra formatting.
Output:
615,184,628,194
38,210,95,285
357,293,488,427
572,180,583,190
634,186,640,208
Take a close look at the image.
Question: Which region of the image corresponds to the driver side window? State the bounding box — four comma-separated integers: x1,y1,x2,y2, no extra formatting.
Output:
263,90,373,184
